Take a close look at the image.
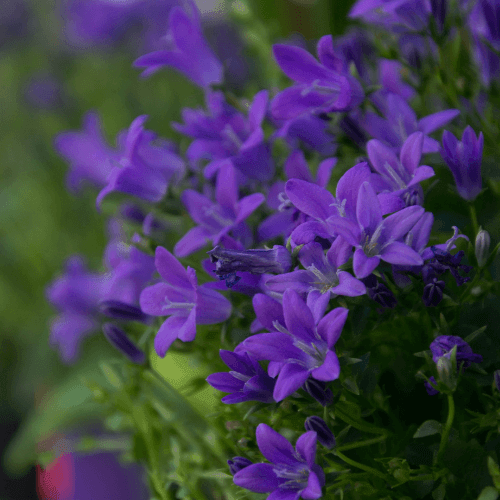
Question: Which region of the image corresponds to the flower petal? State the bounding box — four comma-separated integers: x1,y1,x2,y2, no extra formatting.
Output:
256,423,297,465
283,289,316,342
285,179,335,220
154,246,191,288
240,332,301,362
353,248,380,278
236,193,265,224
196,286,232,324
233,463,279,493
273,363,311,402
173,226,213,258
154,316,186,357
295,431,317,468
379,241,423,266
311,350,340,381
301,470,323,499
399,131,424,175
317,307,348,348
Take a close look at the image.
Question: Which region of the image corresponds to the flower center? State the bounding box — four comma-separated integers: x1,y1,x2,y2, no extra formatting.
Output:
203,206,234,228
273,464,309,490
307,263,339,294
362,223,384,257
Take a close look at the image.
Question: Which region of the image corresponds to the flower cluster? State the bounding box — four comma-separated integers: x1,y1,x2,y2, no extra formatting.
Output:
43,0,498,498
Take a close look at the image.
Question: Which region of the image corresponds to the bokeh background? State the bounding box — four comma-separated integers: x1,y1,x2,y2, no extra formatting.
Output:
0,0,356,498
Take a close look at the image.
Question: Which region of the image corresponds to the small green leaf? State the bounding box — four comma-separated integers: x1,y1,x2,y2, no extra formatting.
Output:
432,483,446,500
342,377,360,395
413,420,443,438
488,456,500,490
465,325,487,344
99,362,123,390
478,486,499,500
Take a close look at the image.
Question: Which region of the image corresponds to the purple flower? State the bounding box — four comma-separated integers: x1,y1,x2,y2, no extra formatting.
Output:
430,335,483,369
134,0,223,88
367,132,435,201
266,241,366,304
102,323,146,364
327,181,424,278
206,350,275,404
173,90,273,182
46,256,106,363
361,93,459,154
271,38,364,122
173,161,264,257
54,111,121,193
441,126,483,201
233,424,324,499
238,289,348,402
24,72,63,110
96,115,185,207
139,246,231,357
303,378,333,407
228,457,253,476
360,274,397,308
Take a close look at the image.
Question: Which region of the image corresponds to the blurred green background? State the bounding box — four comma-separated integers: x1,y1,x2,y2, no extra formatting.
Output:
0,1,355,498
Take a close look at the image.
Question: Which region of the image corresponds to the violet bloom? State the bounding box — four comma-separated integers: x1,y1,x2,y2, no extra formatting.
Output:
361,93,459,154
266,241,366,307
441,126,483,201
46,256,107,363
174,161,264,257
367,132,435,203
431,335,483,368
233,424,324,499
238,289,348,402
327,181,424,278
271,36,364,122
97,115,185,207
139,246,231,357
206,350,275,404
173,90,273,182
228,457,253,476
134,0,223,88
54,111,121,193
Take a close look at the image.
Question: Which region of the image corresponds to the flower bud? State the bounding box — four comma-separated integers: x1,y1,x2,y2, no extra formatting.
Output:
99,300,151,323
494,370,500,393
304,416,336,449
303,378,333,407
102,323,146,364
436,355,457,392
227,457,252,475
475,229,491,268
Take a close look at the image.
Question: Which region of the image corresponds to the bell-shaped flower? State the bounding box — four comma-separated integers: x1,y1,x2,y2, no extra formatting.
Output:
271,36,364,122
440,126,483,201
133,0,223,88
233,424,325,499
174,161,264,257
96,115,185,207
207,350,275,404
237,289,348,402
54,111,121,193
326,181,424,278
173,90,273,182
139,246,231,357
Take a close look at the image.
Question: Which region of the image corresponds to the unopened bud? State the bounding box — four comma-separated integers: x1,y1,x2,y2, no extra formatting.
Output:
303,378,333,407
437,356,457,392
102,323,146,364
475,229,491,268
99,300,151,323
228,456,252,475
304,416,336,449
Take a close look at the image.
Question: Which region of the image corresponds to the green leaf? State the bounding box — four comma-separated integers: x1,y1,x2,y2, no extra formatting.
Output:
432,483,446,500
342,377,360,395
413,420,443,438
465,325,487,344
478,487,500,500
488,456,500,490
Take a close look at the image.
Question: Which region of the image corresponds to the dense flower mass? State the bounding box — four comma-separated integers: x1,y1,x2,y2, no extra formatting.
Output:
43,0,498,498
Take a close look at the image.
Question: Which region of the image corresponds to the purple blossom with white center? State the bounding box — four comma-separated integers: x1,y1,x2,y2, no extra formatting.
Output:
96,115,185,207
206,350,275,404
172,90,273,182
173,160,265,257
327,180,424,278
54,111,121,193
237,289,347,402
270,37,364,122
233,423,325,500
46,256,107,363
367,131,435,202
139,246,231,357
258,149,337,242
440,126,483,201
133,0,223,88
266,241,366,306
361,92,459,154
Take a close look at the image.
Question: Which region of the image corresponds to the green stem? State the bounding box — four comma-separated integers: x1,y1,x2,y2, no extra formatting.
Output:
469,203,479,237
334,449,390,482
336,434,387,452
435,394,455,465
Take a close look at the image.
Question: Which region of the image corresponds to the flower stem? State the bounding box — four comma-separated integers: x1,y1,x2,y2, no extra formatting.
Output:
334,449,390,481
470,202,479,237
434,393,455,465
336,434,387,452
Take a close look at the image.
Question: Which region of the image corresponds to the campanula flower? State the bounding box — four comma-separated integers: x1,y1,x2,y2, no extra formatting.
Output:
173,161,264,257
327,181,424,278
430,335,483,369
441,126,483,201
134,0,223,88
233,424,325,499
206,350,275,403
96,115,185,207
238,289,347,402
139,246,231,357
